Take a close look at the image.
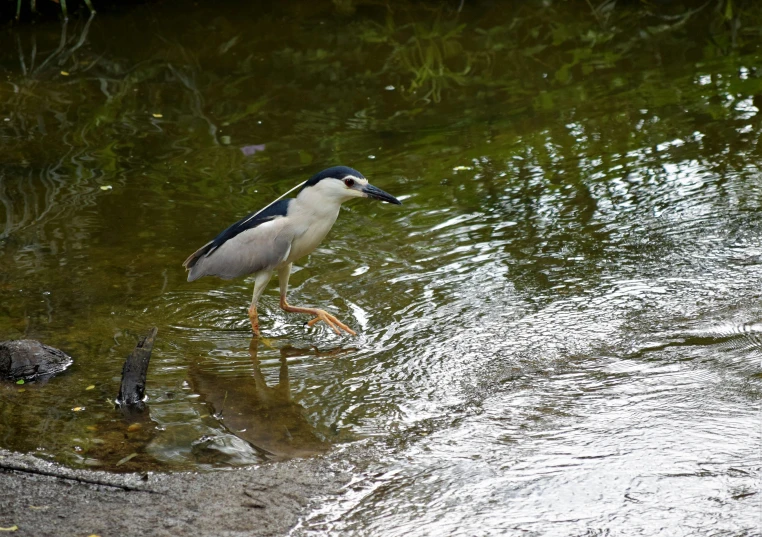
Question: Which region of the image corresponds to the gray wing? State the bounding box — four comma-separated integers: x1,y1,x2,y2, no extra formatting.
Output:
186,219,292,282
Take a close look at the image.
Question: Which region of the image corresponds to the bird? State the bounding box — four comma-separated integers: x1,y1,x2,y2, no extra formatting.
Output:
183,166,402,337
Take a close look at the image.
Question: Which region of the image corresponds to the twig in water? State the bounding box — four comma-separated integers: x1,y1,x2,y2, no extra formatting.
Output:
0,462,160,493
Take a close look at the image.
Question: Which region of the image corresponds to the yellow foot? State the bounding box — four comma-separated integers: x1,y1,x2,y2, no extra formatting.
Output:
249,325,274,346
250,336,275,348
306,310,357,336
249,336,274,351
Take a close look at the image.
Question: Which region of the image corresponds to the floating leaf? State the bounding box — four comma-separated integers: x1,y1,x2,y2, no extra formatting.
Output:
72,407,85,412
99,186,112,191
218,35,239,55
240,144,265,156
15,379,24,385
152,113,163,118
85,385,95,390
116,453,138,466
60,71,69,76
0,526,18,532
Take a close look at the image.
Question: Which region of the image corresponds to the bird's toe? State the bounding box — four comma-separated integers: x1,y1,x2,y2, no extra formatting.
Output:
307,310,356,336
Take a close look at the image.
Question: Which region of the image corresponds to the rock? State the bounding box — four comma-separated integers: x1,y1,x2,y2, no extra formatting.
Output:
0,340,73,382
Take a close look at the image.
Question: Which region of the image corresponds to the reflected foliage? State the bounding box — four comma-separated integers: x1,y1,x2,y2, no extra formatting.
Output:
0,0,761,477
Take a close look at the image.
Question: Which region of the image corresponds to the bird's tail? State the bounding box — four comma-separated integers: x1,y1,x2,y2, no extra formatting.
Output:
183,241,214,281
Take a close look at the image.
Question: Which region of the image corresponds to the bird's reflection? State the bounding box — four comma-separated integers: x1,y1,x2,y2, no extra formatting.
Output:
188,339,337,459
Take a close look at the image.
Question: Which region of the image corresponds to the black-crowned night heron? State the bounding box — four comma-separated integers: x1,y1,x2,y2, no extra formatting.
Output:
183,166,401,337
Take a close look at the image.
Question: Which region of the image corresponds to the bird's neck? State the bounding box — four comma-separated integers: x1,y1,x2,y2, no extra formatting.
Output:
293,187,343,222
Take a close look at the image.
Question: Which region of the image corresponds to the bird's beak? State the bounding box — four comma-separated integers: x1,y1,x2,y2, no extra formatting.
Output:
362,183,402,205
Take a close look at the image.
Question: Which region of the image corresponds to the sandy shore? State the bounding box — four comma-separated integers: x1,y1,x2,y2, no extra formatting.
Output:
0,449,350,537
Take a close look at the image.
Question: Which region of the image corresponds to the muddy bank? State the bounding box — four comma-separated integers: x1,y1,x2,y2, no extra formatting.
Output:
0,449,350,536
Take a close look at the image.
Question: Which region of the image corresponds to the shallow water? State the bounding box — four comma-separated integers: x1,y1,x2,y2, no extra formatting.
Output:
1,0,761,534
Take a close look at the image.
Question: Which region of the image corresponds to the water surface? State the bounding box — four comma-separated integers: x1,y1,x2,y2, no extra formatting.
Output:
0,1,760,535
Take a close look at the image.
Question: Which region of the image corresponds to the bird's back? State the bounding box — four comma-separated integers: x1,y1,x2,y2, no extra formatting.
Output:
184,199,293,281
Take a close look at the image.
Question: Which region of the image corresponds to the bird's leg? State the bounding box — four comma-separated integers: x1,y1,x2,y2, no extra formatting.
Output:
247,304,260,337
278,263,356,336
248,271,273,337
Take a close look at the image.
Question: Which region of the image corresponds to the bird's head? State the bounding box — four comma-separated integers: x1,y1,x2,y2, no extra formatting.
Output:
298,166,402,206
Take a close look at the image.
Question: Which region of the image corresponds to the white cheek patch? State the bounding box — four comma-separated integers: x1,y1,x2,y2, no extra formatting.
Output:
310,177,359,201
346,176,368,190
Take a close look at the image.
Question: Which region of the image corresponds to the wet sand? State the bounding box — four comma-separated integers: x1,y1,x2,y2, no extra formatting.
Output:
0,449,349,537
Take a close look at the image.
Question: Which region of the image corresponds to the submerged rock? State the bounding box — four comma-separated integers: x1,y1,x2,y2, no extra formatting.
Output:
0,340,73,382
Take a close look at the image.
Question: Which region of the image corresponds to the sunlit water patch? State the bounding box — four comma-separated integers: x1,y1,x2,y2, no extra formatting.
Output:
296,244,762,536
1,1,761,535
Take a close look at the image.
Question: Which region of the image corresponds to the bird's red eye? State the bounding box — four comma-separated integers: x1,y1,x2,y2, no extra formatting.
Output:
344,178,355,187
